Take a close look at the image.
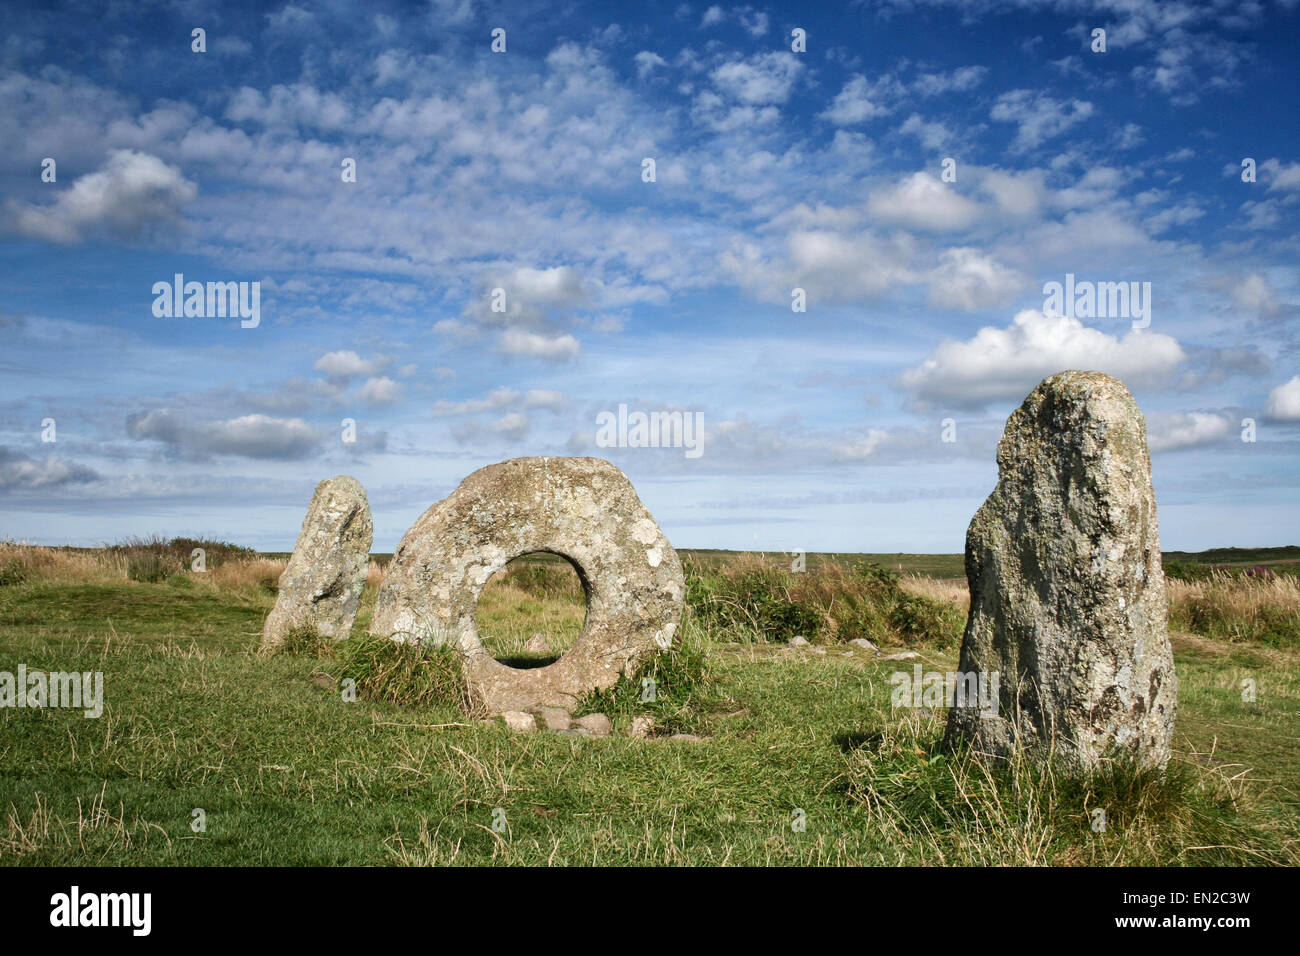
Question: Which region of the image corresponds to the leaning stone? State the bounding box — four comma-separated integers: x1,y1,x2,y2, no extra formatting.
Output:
501,711,536,733
261,476,372,652
628,716,656,739
788,636,810,647
849,638,878,652
523,633,549,654
574,713,612,737
879,651,919,661
370,457,685,713
943,370,1177,771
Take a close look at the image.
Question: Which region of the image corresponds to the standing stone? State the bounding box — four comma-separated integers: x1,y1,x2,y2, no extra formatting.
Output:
261,476,373,651
944,371,1177,770
369,457,684,714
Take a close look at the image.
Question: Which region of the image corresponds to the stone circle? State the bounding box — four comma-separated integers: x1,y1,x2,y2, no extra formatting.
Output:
369,456,685,713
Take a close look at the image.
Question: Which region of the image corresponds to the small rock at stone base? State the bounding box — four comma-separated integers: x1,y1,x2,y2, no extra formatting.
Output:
574,713,612,737
501,711,536,733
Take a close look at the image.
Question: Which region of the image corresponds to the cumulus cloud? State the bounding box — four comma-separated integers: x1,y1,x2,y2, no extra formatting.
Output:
499,328,580,361
711,52,802,105
1146,412,1233,452
7,149,196,243
925,248,1025,310
991,90,1094,150
1266,375,1300,420
0,446,98,490
902,309,1186,408
634,51,667,79
489,411,531,440
314,350,391,382
355,376,401,406
977,168,1047,218
820,74,899,125
913,65,988,96
868,172,983,231
126,410,321,459
722,229,916,304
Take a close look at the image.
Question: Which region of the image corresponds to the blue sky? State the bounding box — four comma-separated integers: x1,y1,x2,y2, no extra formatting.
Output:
1,0,1298,553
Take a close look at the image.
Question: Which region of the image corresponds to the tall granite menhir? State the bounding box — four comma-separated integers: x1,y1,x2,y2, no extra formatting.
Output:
261,475,373,651
944,371,1177,770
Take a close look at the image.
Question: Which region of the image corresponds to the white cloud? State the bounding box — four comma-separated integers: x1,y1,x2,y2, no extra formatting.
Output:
433,387,520,416
1261,158,1300,191
127,410,321,459
489,411,531,440
978,168,1047,218
991,90,1094,150
926,248,1025,310
868,172,983,231
722,229,916,304
356,376,401,406
820,74,898,125
314,350,390,381
711,52,803,105
523,389,569,411
8,149,196,243
1146,412,1232,451
1266,375,1300,420
898,114,953,151
902,309,1186,408
634,51,667,79
0,446,98,489
1232,273,1282,317
738,9,770,36
499,328,581,360
832,429,890,461
913,66,987,96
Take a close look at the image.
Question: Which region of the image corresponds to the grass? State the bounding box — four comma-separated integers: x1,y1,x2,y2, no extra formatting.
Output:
0,540,1296,865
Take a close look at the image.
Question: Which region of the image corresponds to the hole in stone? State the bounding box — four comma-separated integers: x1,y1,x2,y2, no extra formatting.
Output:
477,552,587,669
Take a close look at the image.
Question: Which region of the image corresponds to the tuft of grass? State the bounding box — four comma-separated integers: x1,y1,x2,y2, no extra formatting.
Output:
264,622,335,658
574,620,720,734
0,559,26,587
842,715,1291,866
336,632,472,712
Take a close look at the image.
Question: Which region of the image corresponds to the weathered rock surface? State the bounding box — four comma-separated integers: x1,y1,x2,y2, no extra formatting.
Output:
574,713,612,737
536,706,572,731
501,711,536,733
370,457,685,713
944,371,1177,770
261,476,372,651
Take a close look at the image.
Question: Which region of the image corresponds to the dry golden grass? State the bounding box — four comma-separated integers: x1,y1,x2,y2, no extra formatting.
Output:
1167,571,1300,644
899,573,969,608
0,542,390,599
0,541,128,582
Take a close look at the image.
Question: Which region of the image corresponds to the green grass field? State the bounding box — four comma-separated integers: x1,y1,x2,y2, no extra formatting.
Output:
1,544,1297,865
